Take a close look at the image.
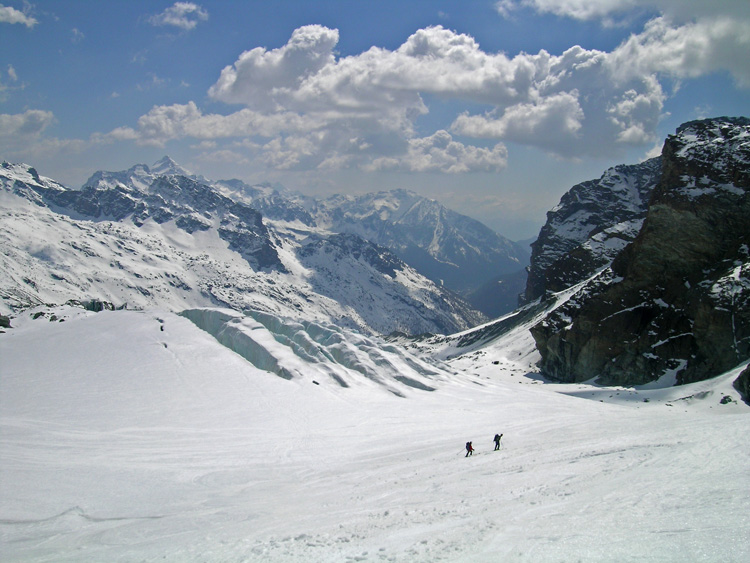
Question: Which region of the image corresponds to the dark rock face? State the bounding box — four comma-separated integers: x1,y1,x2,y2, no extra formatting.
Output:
532,117,750,386
524,158,661,304
734,366,750,405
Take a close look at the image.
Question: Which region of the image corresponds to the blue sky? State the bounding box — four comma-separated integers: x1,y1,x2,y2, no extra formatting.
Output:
1,1,748,239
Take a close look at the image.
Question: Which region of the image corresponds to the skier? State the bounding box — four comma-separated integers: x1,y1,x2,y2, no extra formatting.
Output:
493,433,503,450
465,441,474,457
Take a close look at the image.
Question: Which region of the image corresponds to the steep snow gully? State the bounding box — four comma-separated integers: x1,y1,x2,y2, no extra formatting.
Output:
1,305,748,562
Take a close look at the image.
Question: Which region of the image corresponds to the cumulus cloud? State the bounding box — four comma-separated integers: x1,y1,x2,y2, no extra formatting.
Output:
497,0,750,23
496,2,750,86
204,24,675,160
366,130,508,173
0,109,55,138
104,101,322,146
209,25,340,110
148,2,208,31
610,16,750,87
0,3,37,27
113,3,748,173
452,91,586,153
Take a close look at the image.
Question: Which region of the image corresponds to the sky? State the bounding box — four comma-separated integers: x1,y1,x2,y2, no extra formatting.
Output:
1,1,749,240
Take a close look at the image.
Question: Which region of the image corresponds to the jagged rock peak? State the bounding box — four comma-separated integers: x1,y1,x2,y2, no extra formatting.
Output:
523,156,661,304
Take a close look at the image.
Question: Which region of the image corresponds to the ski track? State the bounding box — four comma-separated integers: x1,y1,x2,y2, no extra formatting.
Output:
1,309,749,562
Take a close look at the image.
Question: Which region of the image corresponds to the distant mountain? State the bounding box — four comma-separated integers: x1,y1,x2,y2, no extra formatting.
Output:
0,159,484,336
465,268,529,319
181,180,528,317
302,189,529,310
531,117,750,387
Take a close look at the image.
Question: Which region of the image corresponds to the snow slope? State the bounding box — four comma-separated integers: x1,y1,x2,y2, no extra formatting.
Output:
1,306,748,562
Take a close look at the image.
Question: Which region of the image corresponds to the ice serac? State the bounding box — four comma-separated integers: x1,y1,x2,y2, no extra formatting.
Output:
180,307,446,395
532,117,750,386
524,157,661,304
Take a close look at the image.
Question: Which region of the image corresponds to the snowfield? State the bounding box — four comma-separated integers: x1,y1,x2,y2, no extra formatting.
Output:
1,306,749,562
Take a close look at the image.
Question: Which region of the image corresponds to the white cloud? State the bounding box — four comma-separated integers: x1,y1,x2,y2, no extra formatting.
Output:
498,0,642,21
112,8,746,172
204,25,672,160
473,6,750,97
148,2,208,31
0,110,92,162
452,91,585,149
610,16,750,87
1,63,20,100
498,0,750,23
209,25,340,109
117,102,320,144
496,2,750,86
366,130,508,173
0,109,55,138
0,4,37,27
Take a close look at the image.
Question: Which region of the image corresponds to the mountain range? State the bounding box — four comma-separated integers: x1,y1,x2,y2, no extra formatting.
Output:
2,116,749,396
2,117,749,561
1,158,494,337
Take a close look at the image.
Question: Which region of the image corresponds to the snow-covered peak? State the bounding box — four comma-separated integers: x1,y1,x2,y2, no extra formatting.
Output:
1,161,69,193
307,188,529,304
665,116,750,198
150,155,192,177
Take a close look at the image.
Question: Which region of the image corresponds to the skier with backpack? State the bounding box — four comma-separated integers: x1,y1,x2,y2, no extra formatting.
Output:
493,433,503,450
465,441,474,457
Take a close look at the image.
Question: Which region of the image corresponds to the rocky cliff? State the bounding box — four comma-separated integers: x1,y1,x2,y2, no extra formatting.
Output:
524,157,661,303
531,117,750,386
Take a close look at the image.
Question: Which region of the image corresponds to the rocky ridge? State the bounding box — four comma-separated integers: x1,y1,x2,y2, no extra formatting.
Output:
302,189,529,299
524,157,661,303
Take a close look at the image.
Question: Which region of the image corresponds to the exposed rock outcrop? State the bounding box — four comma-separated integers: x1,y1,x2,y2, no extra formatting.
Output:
734,365,750,405
532,117,750,386
524,158,661,304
